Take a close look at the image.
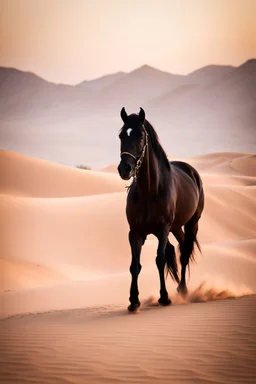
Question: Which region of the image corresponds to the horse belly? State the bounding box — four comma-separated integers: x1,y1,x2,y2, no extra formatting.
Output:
171,191,199,230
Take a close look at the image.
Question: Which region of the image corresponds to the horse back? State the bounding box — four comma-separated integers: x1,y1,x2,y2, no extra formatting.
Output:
170,160,203,193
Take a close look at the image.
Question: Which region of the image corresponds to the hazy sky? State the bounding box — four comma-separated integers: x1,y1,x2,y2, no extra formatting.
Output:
0,0,255,84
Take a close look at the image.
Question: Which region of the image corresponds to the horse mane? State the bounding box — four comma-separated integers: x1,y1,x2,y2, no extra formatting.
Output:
144,119,170,170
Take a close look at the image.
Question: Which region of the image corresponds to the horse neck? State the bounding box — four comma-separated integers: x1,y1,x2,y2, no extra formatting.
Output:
136,144,161,196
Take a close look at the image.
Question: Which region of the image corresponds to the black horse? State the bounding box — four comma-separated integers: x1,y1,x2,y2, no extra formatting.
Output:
117,107,204,312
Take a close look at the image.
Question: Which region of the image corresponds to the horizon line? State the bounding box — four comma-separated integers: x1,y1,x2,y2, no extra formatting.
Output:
0,57,254,86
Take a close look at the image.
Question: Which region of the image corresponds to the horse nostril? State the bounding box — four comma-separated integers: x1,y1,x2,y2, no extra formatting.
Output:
125,164,131,173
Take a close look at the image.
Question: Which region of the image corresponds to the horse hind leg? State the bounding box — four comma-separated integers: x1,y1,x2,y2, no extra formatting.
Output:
176,215,200,296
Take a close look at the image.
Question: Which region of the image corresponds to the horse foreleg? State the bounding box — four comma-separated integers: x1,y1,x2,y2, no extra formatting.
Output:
156,225,171,306
128,230,144,312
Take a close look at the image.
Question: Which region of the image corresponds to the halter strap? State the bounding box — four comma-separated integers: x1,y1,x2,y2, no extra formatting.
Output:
120,151,137,162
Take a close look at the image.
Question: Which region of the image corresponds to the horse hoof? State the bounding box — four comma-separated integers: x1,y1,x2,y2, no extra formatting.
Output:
158,297,171,306
128,302,140,313
177,284,188,297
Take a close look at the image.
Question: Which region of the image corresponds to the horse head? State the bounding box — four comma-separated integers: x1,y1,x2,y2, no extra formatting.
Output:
117,107,148,180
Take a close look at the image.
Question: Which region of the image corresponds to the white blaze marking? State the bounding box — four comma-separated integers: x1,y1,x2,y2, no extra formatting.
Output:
127,128,133,136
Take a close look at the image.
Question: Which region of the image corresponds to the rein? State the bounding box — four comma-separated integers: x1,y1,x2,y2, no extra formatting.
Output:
121,125,151,192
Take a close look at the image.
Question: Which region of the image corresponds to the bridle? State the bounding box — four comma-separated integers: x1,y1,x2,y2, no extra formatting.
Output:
120,125,150,188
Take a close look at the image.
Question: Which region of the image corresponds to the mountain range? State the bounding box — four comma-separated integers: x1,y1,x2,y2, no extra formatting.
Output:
0,60,255,166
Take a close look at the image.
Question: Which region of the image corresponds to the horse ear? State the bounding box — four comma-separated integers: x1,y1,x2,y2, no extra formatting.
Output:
120,107,128,123
139,107,145,123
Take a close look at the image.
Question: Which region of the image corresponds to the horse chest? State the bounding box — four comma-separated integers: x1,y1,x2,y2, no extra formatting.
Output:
126,200,168,234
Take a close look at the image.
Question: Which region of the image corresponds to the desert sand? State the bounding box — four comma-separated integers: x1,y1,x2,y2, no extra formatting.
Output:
0,149,256,384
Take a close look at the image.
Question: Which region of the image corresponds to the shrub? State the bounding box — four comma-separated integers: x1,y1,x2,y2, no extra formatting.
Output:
76,164,91,170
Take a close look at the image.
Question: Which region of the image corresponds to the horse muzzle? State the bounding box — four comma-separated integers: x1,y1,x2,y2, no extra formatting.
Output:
117,160,134,180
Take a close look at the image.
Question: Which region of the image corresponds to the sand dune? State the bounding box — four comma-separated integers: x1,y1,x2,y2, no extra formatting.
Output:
0,149,125,197
1,236,255,318
0,257,66,291
0,192,129,274
0,149,255,383
187,152,256,175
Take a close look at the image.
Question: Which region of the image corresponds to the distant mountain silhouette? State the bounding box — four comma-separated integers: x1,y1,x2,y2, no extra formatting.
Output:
98,65,185,110
0,62,246,117
186,64,235,84
71,65,187,114
77,71,126,92
148,60,255,123
0,67,88,118
0,60,255,166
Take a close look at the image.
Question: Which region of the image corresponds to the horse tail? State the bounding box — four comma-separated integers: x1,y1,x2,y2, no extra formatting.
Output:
194,236,201,254
182,194,204,270
182,227,200,271
187,171,204,261
165,241,180,284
